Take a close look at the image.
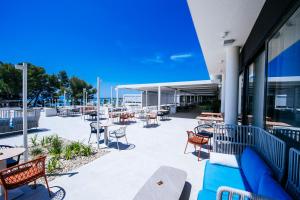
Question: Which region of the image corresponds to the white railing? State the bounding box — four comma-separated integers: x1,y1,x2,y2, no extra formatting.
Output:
286,148,300,199
213,124,286,182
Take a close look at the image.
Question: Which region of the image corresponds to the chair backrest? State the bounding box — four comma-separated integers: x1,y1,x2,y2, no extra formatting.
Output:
194,124,213,134
0,156,46,190
213,124,286,182
90,122,101,132
0,145,13,150
286,148,300,199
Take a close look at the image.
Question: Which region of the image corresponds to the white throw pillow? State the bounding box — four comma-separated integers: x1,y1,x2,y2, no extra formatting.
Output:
210,152,240,168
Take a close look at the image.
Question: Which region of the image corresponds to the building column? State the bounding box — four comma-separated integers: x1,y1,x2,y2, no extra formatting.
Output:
115,88,119,107
221,73,226,113
158,86,161,109
174,90,177,105
224,46,240,125
145,90,148,108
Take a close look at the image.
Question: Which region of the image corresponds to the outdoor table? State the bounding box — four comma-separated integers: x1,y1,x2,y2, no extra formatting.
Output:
101,122,116,147
133,166,187,200
197,116,223,123
0,147,25,199
200,112,222,118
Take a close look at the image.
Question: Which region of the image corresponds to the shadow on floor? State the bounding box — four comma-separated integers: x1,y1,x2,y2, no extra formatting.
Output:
179,182,192,200
15,185,66,200
47,171,79,178
192,150,210,160
143,124,160,128
170,111,200,119
108,142,136,151
0,128,51,139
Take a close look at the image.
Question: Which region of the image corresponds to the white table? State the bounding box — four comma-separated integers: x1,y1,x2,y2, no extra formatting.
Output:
0,147,25,199
101,122,116,147
133,166,187,200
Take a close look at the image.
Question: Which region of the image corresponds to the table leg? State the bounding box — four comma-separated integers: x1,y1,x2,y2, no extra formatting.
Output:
104,126,108,146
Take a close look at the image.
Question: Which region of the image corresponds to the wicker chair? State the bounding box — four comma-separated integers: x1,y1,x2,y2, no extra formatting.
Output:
0,156,50,200
194,124,213,152
0,145,20,168
184,131,209,161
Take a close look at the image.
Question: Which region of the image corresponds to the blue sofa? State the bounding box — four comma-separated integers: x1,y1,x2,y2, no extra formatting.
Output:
198,147,292,200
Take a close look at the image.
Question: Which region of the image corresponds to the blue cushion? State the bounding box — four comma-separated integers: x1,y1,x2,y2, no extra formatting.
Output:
258,175,292,200
197,189,216,200
203,161,251,192
240,147,272,193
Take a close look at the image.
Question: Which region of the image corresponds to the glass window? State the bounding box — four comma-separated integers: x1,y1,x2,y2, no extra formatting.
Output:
267,8,300,134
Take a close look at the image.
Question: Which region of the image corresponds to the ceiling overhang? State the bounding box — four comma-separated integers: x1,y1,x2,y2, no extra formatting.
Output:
187,0,266,76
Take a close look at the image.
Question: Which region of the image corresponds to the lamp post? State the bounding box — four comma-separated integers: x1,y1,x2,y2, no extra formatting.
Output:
15,63,28,162
110,86,113,105
96,77,100,149
83,88,86,106
64,90,66,107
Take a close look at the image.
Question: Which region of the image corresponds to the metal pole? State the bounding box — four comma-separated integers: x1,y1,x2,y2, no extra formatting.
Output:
15,63,28,162
110,86,113,105
145,90,148,108
115,88,119,107
97,77,100,149
64,90,66,107
158,86,161,110
23,63,28,161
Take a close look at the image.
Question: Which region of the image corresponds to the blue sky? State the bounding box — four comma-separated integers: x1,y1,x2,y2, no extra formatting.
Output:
0,0,209,97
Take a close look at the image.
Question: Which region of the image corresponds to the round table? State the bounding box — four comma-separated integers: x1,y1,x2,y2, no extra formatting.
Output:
0,147,25,163
0,147,25,198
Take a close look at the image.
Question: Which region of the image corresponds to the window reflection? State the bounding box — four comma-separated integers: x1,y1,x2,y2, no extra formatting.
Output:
267,8,300,144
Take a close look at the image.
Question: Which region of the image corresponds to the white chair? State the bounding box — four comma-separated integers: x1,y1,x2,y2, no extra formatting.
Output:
108,126,128,150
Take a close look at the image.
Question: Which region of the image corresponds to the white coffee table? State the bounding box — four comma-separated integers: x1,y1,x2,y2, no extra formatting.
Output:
133,166,187,200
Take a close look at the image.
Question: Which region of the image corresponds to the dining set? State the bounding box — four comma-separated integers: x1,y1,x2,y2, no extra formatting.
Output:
0,145,50,200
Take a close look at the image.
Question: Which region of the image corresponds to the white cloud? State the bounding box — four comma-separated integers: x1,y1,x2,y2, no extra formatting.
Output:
141,55,164,64
170,53,193,61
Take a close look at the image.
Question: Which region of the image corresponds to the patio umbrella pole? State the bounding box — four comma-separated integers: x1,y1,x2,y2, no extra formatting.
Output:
97,77,100,149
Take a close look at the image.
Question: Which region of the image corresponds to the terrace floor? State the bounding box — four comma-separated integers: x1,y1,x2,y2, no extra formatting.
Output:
1,111,208,200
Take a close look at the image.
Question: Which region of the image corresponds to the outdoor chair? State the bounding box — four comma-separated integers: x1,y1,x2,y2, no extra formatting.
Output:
148,113,158,125
0,156,51,200
89,122,105,143
108,126,128,150
0,145,20,168
120,113,129,124
194,124,213,152
184,131,209,161
129,112,136,122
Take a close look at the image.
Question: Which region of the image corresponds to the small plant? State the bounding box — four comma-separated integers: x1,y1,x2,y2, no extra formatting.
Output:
63,145,74,160
48,135,63,156
81,144,92,156
69,141,82,156
30,147,44,157
47,156,61,173
41,135,54,147
30,134,39,147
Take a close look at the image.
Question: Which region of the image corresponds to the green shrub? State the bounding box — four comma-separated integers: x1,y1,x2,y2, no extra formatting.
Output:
41,135,54,147
30,134,39,147
69,141,82,156
48,135,63,156
63,142,93,159
30,147,44,157
47,156,61,173
63,145,74,160
81,145,92,156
